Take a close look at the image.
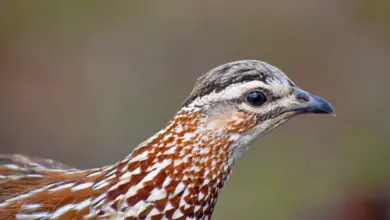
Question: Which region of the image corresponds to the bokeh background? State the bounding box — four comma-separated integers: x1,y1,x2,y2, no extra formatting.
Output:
1,1,390,219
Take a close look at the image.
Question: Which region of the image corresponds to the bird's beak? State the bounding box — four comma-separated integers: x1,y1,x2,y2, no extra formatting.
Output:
289,88,336,116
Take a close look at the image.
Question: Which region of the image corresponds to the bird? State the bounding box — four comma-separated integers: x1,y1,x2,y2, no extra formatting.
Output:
0,60,335,220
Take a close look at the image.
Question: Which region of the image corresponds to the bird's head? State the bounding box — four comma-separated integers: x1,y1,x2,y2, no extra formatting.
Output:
180,60,335,160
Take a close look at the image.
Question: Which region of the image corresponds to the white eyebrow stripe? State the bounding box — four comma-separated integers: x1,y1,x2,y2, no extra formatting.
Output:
191,81,265,106
190,80,291,107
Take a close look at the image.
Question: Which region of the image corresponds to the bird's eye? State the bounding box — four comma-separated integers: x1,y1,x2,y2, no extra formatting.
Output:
246,91,267,107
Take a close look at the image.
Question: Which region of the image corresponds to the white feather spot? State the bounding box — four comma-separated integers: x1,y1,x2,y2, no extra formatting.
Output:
72,182,93,191
16,212,49,219
130,150,149,162
21,203,41,210
49,183,74,192
75,198,91,210
173,182,185,196
147,188,167,201
93,180,109,190
172,209,184,219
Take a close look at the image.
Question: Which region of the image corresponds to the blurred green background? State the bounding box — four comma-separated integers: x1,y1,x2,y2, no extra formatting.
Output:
1,1,390,219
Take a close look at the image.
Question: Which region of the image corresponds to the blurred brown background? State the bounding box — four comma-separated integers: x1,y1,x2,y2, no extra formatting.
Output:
1,1,390,219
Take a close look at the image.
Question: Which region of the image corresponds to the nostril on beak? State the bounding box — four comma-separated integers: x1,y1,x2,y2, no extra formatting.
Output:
296,92,310,102
292,88,336,115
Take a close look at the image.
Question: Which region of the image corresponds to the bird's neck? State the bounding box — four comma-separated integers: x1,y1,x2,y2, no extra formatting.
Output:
100,108,256,218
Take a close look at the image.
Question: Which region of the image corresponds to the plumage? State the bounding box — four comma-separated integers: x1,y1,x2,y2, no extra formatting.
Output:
0,60,335,219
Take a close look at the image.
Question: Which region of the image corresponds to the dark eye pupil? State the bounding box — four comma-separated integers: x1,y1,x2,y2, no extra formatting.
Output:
246,91,266,106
